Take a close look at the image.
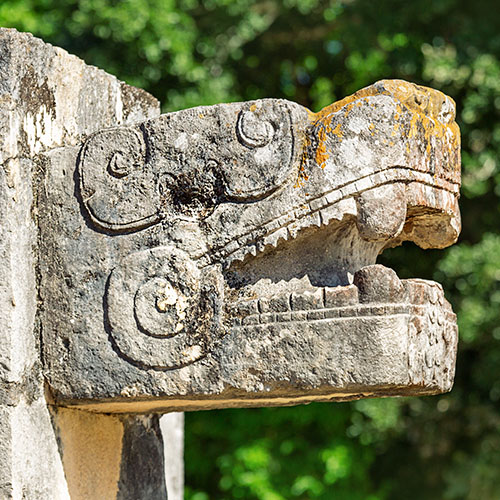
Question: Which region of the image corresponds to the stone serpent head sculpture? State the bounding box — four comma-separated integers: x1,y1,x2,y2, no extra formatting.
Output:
62,79,460,409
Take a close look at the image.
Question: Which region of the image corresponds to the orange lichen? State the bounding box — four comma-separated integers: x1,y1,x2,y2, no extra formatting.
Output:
301,79,460,185
249,104,257,112
331,122,343,138
315,126,329,169
297,79,460,192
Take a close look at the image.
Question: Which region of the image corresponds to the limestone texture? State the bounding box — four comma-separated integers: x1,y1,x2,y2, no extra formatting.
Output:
0,27,182,499
37,79,461,413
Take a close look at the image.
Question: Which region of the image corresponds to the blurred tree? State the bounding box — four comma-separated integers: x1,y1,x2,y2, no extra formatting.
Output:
1,0,499,498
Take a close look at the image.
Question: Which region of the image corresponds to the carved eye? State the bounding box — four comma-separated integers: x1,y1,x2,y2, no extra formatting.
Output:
107,151,131,178
236,110,275,148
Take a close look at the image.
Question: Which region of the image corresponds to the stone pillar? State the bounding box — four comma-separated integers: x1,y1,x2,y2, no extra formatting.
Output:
161,413,185,500
0,28,183,499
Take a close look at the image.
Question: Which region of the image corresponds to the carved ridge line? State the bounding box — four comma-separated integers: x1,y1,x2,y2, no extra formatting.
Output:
257,164,458,237
233,312,457,329
232,304,456,327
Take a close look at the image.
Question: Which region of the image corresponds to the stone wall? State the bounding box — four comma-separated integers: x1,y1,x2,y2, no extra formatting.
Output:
0,28,182,499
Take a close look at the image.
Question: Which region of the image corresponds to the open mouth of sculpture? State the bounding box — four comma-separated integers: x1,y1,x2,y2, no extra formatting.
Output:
224,175,460,331
222,175,459,391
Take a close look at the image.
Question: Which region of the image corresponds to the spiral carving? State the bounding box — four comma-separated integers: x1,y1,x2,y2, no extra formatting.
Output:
79,126,160,232
106,246,224,369
236,110,275,148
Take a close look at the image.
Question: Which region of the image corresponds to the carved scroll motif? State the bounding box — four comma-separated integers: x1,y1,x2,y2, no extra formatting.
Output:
78,100,297,234
79,127,160,232
106,246,224,369
79,101,297,368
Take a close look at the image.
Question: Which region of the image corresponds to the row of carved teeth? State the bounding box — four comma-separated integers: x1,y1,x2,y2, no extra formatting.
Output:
230,303,456,328
204,167,459,268
228,277,453,323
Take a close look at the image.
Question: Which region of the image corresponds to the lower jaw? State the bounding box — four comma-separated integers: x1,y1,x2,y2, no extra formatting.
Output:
225,264,458,396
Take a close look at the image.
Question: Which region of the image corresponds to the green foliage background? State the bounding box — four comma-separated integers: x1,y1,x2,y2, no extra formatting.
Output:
2,0,499,498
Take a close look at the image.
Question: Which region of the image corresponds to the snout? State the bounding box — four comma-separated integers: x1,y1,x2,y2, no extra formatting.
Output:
303,79,461,250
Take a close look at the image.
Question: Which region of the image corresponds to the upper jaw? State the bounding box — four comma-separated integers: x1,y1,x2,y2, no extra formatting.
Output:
197,80,460,275
305,79,461,251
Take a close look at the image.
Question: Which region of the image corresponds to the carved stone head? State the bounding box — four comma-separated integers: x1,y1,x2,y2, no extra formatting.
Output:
40,80,460,412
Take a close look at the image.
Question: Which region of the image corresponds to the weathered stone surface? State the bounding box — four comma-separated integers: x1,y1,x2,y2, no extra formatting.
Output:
161,412,184,500
0,29,158,167
0,28,183,499
1,27,461,498
38,79,461,413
